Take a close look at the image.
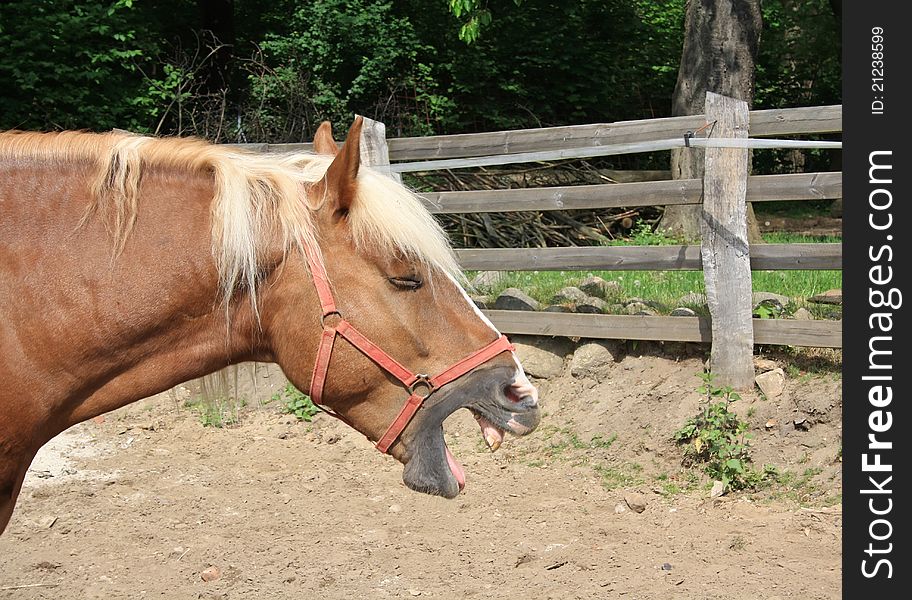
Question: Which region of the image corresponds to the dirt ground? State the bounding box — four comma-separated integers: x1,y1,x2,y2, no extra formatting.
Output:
0,343,842,599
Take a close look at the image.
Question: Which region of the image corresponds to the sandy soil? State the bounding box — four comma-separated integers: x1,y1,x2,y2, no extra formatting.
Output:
0,344,842,599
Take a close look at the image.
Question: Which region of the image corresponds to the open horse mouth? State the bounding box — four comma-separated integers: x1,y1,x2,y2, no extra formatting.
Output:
401,365,540,498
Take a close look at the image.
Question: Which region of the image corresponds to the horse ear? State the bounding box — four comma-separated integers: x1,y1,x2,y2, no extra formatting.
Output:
313,121,339,156
320,116,363,218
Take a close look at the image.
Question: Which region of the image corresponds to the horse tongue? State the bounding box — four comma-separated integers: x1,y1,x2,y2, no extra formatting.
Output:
445,446,465,491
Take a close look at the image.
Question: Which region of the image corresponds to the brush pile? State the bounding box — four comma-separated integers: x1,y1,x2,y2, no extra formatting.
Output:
408,161,668,249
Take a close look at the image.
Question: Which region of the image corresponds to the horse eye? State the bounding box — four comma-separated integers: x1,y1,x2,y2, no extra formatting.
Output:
388,276,423,290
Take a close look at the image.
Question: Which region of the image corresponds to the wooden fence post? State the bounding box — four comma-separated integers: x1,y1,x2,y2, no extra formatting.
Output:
357,116,401,183
701,92,755,389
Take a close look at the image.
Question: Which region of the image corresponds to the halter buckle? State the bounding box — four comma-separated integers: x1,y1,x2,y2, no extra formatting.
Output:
407,374,434,398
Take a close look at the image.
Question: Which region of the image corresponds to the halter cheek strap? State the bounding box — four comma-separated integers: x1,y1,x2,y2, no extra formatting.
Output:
303,243,514,454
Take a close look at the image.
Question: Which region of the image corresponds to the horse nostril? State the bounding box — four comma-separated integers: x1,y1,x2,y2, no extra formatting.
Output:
505,379,539,406
504,376,538,406
504,385,522,403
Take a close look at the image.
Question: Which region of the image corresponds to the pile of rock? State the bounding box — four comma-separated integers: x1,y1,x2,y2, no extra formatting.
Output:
469,271,840,321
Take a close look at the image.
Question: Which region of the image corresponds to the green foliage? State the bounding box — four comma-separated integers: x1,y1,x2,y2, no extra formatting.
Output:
673,373,772,491
244,0,438,139
273,384,320,422
0,0,841,145
432,0,684,131
755,0,841,109
0,0,157,130
607,220,682,246
448,0,521,43
753,300,784,320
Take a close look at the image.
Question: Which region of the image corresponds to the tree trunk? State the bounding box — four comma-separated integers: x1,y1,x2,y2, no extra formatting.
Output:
658,0,763,244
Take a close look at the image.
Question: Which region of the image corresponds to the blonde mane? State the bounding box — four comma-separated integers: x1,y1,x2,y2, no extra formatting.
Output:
0,130,462,310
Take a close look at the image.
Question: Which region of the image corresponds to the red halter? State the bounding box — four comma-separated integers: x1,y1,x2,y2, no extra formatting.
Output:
303,243,515,454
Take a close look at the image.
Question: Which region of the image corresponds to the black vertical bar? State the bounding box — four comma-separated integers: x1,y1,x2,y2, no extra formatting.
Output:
843,1,910,597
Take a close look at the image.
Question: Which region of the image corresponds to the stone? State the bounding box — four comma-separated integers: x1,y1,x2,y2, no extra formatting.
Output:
792,307,814,320
678,292,707,307
755,368,786,399
626,302,656,316
625,297,667,311
200,566,222,582
578,276,620,299
753,357,779,372
752,292,791,310
551,286,588,304
543,304,572,313
710,480,725,498
793,415,811,431
624,493,647,513
470,270,505,291
808,289,842,305
511,339,566,379
493,288,540,311
576,296,609,314
469,295,491,310
570,342,616,379
614,503,627,514
670,307,696,317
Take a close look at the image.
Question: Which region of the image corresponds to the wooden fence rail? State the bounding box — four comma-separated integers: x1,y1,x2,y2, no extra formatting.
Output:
454,243,841,271
419,171,842,213
234,105,842,159
484,311,842,349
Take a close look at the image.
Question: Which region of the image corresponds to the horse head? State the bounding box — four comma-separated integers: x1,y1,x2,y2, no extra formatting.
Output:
262,118,541,498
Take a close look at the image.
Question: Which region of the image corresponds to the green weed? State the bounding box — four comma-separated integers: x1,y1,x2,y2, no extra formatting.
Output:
273,384,320,422
673,373,774,491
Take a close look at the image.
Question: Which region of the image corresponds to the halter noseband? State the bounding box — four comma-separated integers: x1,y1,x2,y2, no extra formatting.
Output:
303,244,514,454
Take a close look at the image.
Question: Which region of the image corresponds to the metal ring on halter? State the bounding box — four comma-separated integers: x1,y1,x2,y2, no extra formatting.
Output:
407,374,434,398
321,310,343,329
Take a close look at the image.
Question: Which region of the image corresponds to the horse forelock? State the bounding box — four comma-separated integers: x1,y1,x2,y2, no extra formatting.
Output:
0,130,463,310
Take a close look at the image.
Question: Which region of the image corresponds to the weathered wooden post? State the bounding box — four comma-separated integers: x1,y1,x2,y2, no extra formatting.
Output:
700,92,755,389
357,116,401,183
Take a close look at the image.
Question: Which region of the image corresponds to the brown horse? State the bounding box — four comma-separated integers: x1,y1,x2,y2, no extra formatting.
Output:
0,118,540,534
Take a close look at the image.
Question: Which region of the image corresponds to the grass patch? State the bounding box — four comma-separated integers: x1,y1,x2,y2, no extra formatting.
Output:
517,425,617,463
515,425,637,490
476,268,841,312
653,473,697,497
468,226,841,312
184,396,246,428
594,463,644,490
763,467,831,506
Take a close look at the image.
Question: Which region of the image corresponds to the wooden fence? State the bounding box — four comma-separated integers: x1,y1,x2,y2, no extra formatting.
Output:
241,96,842,387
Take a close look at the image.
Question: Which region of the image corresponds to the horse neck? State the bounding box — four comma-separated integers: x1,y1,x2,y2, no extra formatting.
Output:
0,162,274,432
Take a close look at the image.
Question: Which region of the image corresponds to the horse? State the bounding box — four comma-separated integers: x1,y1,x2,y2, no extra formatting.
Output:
0,118,541,534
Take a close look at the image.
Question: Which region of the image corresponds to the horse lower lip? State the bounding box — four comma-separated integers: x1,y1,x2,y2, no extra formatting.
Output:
475,413,505,452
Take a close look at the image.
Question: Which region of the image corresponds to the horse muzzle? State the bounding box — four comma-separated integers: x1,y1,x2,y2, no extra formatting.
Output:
398,364,541,498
